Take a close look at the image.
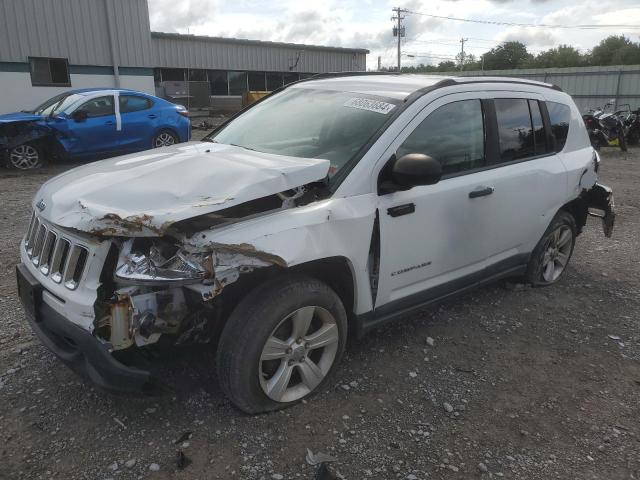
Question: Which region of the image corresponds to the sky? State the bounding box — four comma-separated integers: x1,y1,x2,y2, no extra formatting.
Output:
147,0,640,70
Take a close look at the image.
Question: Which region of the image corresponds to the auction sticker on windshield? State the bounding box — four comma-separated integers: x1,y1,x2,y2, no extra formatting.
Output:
343,97,396,115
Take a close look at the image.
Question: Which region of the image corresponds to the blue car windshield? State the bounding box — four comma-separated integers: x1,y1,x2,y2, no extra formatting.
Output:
207,88,399,179
33,93,84,116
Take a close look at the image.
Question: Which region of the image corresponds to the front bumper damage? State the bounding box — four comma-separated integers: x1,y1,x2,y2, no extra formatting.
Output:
16,263,156,393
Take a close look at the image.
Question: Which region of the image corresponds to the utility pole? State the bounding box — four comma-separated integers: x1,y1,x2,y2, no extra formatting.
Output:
459,37,468,71
392,7,406,73
378,56,381,71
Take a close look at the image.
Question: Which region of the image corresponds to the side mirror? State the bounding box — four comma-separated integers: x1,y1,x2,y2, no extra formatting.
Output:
392,153,442,188
72,110,88,122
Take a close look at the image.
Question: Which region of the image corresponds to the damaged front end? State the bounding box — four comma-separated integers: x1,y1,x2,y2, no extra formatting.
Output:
94,235,287,354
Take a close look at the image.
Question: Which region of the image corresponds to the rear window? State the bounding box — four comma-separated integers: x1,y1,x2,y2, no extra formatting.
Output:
120,95,152,113
494,98,535,162
546,101,571,152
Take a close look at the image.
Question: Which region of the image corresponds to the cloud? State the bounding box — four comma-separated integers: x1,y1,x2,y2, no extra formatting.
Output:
497,27,558,48
149,0,219,32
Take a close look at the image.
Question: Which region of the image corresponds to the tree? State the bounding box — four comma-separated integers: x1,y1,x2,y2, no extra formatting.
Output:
525,45,585,68
589,35,640,66
481,41,531,70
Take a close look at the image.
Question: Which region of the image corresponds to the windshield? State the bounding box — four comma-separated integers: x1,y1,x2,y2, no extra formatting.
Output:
33,93,84,116
208,88,399,178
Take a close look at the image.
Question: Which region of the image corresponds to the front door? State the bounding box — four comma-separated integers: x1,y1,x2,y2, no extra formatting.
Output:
65,95,121,158
375,94,497,311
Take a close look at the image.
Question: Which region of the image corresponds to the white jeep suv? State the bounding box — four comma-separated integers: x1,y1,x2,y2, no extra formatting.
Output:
17,74,614,413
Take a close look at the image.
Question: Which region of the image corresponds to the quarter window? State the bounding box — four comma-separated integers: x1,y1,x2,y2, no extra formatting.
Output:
397,99,485,175
29,57,70,86
495,98,535,162
119,95,152,113
546,101,571,152
78,96,115,117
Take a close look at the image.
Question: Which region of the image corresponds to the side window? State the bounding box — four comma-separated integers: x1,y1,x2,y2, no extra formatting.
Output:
78,96,115,117
546,101,571,153
397,99,485,175
494,98,535,162
119,95,152,113
529,100,549,155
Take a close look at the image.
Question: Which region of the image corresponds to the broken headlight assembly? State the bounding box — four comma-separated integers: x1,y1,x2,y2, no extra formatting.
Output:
115,238,214,285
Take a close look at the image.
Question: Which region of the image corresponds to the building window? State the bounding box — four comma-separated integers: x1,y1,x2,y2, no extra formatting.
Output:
159,68,186,82
266,72,283,91
188,69,207,81
228,71,248,96
208,71,228,95
248,72,266,91
29,57,70,86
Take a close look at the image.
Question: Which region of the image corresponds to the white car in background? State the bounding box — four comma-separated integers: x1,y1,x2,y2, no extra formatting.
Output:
17,74,614,413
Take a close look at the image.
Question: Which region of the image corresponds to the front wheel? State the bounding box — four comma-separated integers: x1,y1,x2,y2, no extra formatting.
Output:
152,130,178,148
525,211,576,286
6,143,45,170
216,275,348,413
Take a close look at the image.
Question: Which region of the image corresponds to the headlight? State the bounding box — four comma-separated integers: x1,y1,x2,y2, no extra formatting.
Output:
115,239,214,285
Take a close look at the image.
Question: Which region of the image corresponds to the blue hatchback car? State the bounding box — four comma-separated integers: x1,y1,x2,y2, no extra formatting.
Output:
0,88,191,170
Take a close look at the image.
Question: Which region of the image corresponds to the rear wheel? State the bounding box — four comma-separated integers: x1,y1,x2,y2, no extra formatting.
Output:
6,143,44,170
525,211,576,286
216,275,348,413
152,130,178,148
619,131,628,152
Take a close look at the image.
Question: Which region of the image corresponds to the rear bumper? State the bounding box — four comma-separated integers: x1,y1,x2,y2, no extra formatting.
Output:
583,182,615,237
17,263,157,394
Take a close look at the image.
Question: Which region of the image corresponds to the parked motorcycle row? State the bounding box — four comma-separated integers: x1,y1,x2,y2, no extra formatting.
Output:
583,101,640,151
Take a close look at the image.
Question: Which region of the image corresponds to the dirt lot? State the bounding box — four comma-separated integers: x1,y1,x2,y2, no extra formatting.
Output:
0,145,639,480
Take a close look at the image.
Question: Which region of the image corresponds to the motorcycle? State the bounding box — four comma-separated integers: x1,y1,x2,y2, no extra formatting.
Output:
621,107,640,146
583,101,628,152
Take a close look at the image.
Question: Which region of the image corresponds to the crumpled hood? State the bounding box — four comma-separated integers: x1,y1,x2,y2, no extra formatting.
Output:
0,112,44,124
35,142,330,236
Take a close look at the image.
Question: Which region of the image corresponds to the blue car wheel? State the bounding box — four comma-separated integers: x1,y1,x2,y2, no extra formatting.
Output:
152,130,178,148
7,143,45,170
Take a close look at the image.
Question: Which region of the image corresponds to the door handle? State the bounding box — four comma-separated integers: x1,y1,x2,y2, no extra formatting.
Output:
468,186,494,198
105,120,114,125
148,114,157,119
387,203,415,217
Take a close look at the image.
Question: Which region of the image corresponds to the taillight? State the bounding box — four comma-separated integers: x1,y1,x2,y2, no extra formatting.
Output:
178,110,189,118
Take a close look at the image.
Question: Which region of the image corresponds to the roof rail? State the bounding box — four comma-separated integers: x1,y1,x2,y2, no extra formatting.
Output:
304,71,563,92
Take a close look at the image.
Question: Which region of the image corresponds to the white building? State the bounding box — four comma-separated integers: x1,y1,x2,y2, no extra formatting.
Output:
0,0,368,113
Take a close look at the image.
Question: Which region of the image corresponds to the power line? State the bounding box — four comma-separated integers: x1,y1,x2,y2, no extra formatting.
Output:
405,10,640,30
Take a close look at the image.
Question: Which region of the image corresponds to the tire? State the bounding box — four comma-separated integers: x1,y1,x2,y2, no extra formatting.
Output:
5,142,45,170
525,211,576,286
619,131,628,152
216,274,348,414
152,130,178,148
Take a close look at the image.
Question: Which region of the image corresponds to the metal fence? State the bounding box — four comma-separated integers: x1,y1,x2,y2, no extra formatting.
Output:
440,65,640,113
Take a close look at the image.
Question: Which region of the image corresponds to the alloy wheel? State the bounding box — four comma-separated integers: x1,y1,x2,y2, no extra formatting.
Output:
154,132,176,148
259,306,340,403
9,144,40,170
541,225,572,282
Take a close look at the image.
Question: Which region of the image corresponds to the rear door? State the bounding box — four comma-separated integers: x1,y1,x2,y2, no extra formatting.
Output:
479,95,568,262
118,94,156,152
65,95,120,158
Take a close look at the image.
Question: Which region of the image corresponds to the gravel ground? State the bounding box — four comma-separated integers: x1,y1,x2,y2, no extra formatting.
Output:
0,144,639,480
